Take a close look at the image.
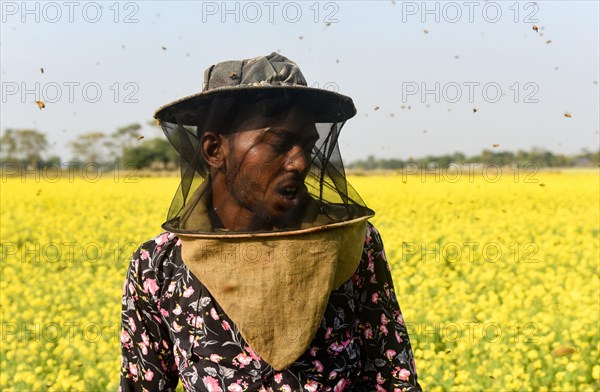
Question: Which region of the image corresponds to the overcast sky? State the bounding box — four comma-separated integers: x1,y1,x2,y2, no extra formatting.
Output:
1,0,598,162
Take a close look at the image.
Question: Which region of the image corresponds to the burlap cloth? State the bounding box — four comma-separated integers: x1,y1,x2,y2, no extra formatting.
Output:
174,182,372,370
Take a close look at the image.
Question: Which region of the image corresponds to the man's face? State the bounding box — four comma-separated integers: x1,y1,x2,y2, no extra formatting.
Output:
216,105,319,230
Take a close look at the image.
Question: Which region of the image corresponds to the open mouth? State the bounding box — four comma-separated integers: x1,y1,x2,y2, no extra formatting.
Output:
279,186,299,200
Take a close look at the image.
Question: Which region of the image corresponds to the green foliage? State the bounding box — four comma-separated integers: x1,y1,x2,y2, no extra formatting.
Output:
0,129,48,167
121,138,178,169
348,149,600,170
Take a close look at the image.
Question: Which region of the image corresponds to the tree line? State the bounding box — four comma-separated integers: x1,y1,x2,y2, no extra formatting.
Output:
347,149,599,170
0,123,178,170
0,126,598,171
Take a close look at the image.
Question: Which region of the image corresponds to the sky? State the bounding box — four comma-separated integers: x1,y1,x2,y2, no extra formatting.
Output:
1,0,599,163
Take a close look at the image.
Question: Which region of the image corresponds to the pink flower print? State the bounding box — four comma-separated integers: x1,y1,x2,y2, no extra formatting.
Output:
341,339,352,349
396,313,405,325
312,360,324,372
128,282,135,295
144,279,159,296
324,327,333,340
380,324,389,336
376,372,385,384
128,317,136,333
173,304,182,315
371,293,379,304
334,378,346,392
221,320,231,331
329,342,344,353
210,308,219,320
281,385,292,392
227,383,243,392
309,347,318,357
328,371,338,380
183,286,195,298
141,332,150,346
172,321,182,333
245,346,261,362
167,281,176,294
380,313,389,325
398,368,411,381
235,352,252,367
140,249,150,260
120,330,131,345
304,380,319,391
395,330,403,343
140,343,148,355
129,362,138,377
364,327,373,339
274,373,283,383
367,251,375,272
202,376,223,392
386,349,396,361
210,354,222,363
144,369,154,381
155,233,169,245
160,307,169,317
376,385,387,392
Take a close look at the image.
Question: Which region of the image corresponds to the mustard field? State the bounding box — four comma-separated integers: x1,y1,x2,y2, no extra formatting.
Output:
1,170,598,391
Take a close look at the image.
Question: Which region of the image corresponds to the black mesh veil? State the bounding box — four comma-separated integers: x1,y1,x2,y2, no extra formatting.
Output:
156,90,374,235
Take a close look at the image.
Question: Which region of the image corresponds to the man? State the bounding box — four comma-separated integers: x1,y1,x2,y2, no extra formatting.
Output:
120,53,421,391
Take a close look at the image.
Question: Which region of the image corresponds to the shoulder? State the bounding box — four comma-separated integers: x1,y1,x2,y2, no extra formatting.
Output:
135,232,182,264
364,221,385,250
127,232,183,281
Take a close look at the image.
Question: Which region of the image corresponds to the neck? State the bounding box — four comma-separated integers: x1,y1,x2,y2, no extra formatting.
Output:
210,177,272,232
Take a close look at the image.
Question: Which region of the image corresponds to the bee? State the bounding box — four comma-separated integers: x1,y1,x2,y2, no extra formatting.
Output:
546,40,552,44
136,135,144,141
473,108,478,113
374,106,380,111
493,144,500,148
564,112,572,118
36,100,45,110
553,346,576,357
532,25,539,32
298,36,303,40
40,67,44,74
423,28,429,34
161,46,167,51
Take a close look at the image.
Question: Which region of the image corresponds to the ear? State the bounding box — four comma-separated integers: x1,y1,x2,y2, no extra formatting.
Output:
200,131,229,171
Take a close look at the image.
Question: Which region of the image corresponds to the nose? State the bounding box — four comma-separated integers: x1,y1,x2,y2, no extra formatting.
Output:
284,144,310,174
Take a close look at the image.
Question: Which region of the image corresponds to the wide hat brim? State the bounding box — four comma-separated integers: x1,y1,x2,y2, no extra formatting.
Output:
153,84,357,126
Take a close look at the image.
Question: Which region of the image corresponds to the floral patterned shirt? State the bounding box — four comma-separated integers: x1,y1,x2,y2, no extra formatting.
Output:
120,223,421,391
